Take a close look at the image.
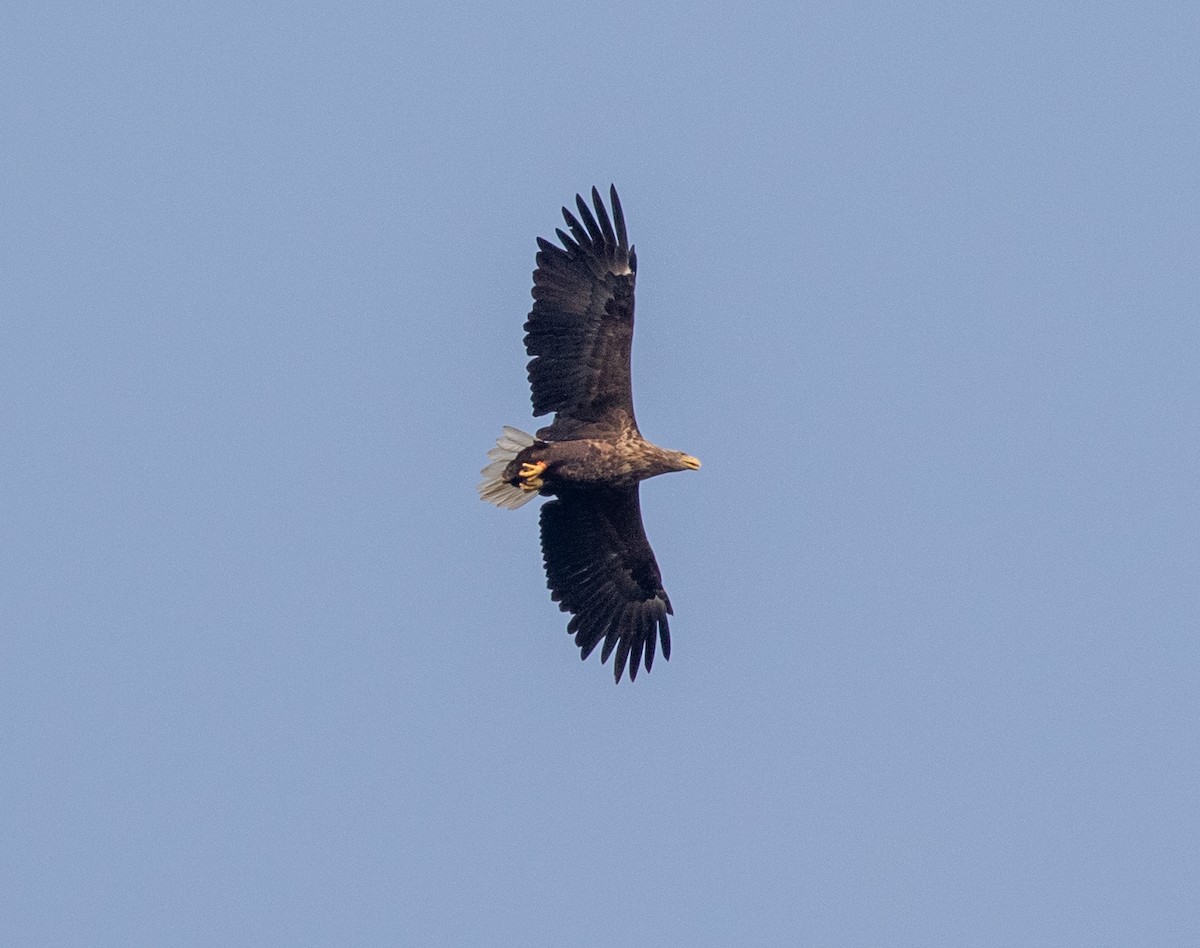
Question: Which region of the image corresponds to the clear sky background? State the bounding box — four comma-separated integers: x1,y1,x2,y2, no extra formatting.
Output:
3,3,1197,946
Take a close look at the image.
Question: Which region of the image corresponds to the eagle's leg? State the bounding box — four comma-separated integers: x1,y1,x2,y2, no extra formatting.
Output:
517,460,547,491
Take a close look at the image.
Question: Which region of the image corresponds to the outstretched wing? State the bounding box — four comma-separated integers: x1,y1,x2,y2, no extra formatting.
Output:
525,185,638,439
539,487,672,683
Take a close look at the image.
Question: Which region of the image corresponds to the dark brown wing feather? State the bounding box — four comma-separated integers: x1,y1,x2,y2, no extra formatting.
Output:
539,487,672,683
525,185,638,438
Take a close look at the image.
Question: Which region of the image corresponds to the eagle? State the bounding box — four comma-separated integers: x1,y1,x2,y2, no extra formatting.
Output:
478,185,700,683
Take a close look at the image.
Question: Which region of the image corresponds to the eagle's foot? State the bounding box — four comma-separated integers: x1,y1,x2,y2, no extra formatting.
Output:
517,461,547,491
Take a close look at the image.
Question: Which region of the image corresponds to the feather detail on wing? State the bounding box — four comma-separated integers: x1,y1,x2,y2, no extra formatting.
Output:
539,487,673,682
524,185,639,439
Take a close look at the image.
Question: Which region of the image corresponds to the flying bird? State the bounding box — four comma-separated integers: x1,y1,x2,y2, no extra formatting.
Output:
479,186,700,683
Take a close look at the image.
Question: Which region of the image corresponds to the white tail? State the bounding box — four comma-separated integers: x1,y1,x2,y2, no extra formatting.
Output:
478,426,538,509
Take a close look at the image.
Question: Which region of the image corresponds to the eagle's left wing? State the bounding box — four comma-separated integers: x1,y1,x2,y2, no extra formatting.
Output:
539,486,672,682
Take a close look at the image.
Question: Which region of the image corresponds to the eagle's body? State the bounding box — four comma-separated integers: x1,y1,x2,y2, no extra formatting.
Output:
505,435,691,490
478,186,699,682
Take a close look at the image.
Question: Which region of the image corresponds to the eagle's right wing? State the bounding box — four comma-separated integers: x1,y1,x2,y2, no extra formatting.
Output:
524,186,639,440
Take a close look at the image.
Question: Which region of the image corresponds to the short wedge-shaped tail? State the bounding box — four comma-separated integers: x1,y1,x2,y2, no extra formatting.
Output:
478,426,539,509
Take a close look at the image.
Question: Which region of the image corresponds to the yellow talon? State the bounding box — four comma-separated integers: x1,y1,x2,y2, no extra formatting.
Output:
517,460,547,492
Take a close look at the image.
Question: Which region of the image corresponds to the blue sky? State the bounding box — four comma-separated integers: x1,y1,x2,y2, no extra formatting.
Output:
3,2,1197,945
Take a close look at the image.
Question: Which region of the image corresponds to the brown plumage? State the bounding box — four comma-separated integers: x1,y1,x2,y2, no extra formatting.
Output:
479,186,699,682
